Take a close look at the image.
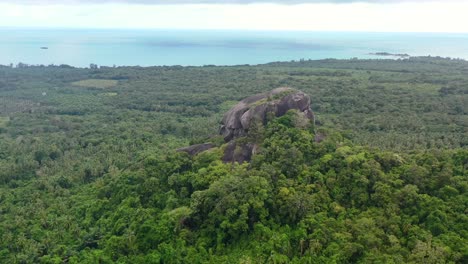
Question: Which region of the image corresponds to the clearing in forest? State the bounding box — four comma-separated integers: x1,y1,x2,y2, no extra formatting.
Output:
71,79,118,89
0,116,9,127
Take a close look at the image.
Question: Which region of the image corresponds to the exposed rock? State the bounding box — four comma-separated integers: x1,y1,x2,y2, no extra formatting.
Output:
222,141,259,164
177,143,216,156
220,87,314,141
178,87,315,164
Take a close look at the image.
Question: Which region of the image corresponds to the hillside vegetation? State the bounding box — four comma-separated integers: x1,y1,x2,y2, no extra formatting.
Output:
0,57,467,263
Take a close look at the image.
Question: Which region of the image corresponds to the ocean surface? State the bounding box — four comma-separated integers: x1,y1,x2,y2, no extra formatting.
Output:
1,28,468,67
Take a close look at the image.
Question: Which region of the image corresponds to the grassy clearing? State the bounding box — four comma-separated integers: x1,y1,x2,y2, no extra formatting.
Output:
71,79,118,89
99,92,118,97
0,116,10,127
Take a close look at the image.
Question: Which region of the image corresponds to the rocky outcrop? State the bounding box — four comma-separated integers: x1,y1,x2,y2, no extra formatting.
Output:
178,87,314,163
219,87,314,141
222,141,259,164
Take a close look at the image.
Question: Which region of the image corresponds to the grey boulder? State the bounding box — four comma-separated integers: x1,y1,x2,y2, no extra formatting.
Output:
219,87,314,141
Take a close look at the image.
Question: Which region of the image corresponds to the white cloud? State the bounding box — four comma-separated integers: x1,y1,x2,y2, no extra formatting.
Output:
0,1,467,32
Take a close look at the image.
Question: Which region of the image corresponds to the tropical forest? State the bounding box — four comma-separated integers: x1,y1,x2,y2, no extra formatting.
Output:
0,57,467,263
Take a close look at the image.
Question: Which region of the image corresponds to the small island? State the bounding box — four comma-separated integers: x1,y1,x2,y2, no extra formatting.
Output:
369,52,410,57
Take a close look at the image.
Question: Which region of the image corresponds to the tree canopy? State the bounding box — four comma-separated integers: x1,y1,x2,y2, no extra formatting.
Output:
0,57,466,263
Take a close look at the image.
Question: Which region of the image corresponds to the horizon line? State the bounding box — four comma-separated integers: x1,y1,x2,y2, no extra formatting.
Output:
1,26,468,34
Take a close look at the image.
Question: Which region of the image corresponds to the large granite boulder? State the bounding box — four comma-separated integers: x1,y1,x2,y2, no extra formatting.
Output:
178,87,314,163
221,141,258,164
219,87,314,141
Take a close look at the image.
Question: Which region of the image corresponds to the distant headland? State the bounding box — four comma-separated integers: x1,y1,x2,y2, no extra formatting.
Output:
369,52,410,57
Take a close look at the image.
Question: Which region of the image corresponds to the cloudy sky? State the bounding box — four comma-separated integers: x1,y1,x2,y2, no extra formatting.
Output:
0,0,467,32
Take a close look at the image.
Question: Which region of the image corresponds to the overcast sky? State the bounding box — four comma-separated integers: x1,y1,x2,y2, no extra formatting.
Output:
1,0,467,32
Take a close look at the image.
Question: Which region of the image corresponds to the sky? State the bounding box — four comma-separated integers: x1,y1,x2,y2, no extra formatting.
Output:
0,0,467,32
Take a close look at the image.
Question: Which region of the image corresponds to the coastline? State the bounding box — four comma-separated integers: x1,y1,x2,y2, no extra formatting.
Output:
2,29,468,67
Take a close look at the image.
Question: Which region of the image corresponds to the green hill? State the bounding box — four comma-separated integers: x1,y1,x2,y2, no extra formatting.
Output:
0,57,466,263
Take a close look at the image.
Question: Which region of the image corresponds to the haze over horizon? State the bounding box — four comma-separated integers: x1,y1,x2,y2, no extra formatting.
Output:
1,0,468,32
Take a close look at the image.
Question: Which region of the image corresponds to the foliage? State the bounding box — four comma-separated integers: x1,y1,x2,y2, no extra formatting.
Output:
71,79,119,89
0,57,467,263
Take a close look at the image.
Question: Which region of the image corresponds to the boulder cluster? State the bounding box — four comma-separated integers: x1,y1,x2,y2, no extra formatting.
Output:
220,87,314,141
178,87,314,163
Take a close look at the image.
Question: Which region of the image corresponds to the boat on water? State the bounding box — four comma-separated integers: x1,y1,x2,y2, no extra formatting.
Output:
40,47,48,50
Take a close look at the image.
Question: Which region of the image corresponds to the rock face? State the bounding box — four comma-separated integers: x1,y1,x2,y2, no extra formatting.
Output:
220,87,314,142
178,87,314,163
221,141,259,164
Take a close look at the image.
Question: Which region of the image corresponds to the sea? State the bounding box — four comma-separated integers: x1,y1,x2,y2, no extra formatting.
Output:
1,28,468,67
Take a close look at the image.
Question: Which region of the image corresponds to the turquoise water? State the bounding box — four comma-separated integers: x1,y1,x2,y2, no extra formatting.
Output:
1,28,468,67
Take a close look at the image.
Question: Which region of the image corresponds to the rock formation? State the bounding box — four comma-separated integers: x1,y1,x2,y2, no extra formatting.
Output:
178,87,314,163
219,87,314,142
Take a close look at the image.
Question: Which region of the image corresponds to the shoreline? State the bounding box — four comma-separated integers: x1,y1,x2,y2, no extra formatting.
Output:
1,56,466,70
